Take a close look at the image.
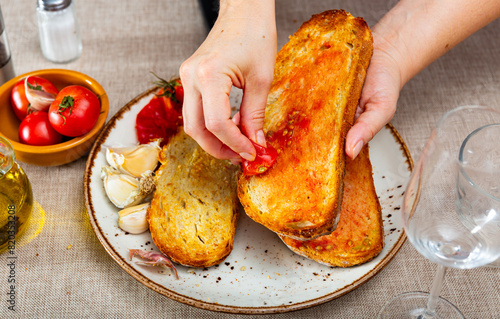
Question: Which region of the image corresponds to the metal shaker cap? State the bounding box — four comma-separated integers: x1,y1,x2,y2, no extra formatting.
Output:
37,0,72,11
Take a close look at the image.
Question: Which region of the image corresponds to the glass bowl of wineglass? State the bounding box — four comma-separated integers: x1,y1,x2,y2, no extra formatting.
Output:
378,105,500,318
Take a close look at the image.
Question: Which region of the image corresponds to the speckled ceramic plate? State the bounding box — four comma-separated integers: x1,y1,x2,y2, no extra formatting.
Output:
84,87,413,314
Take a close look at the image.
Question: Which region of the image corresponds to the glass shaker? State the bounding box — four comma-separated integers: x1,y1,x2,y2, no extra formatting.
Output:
36,0,82,63
0,137,33,253
0,6,15,85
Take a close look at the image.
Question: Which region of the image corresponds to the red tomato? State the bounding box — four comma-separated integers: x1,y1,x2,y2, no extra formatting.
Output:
242,140,278,176
172,82,184,109
10,76,59,121
18,111,62,146
136,78,183,146
48,85,101,137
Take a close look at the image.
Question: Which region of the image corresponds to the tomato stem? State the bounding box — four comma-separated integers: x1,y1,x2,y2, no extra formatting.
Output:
150,72,180,103
57,96,75,125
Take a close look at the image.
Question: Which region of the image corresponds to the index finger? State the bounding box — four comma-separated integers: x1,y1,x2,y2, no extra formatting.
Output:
200,82,256,160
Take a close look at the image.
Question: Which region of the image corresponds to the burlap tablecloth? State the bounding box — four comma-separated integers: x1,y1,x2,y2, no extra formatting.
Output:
0,0,499,318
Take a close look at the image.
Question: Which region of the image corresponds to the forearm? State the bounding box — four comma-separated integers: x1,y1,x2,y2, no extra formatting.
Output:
375,0,500,88
219,0,275,18
217,0,276,36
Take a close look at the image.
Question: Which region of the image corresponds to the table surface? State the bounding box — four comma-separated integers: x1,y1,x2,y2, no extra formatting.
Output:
1,0,499,318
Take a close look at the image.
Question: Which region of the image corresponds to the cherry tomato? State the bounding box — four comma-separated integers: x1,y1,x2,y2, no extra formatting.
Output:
242,140,278,176
10,76,59,121
136,78,183,146
18,111,63,146
48,85,101,137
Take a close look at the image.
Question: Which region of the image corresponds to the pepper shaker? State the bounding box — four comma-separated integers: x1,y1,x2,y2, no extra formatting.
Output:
0,6,15,85
36,0,82,63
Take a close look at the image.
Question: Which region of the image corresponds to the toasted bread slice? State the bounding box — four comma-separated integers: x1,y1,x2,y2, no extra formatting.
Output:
238,10,373,239
280,145,383,267
147,130,239,268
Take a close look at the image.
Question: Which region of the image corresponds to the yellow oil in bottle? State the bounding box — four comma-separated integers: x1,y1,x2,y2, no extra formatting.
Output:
0,141,33,253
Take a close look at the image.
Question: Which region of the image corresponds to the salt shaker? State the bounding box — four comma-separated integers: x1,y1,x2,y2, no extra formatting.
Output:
0,6,15,85
36,0,82,63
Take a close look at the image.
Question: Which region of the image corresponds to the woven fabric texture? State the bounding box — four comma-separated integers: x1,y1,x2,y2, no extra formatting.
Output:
0,0,499,318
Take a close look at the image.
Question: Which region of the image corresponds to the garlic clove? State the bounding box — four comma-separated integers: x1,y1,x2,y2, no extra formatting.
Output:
106,140,161,178
101,166,150,209
118,203,150,234
24,77,56,111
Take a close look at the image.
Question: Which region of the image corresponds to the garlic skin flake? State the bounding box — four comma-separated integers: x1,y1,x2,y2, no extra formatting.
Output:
118,203,150,234
24,77,56,111
106,140,161,178
101,166,152,209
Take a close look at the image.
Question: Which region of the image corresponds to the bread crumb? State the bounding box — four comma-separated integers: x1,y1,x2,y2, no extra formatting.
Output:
66,245,73,250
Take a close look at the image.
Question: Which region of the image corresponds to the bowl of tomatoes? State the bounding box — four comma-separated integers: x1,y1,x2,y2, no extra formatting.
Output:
0,69,109,166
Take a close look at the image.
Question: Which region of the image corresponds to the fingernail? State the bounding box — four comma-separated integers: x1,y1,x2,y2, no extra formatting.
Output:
230,158,242,165
239,152,255,161
351,141,363,159
256,130,267,147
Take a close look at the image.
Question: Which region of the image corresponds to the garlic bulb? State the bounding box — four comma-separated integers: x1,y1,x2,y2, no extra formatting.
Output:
106,140,161,178
24,77,56,111
118,203,150,234
101,166,153,209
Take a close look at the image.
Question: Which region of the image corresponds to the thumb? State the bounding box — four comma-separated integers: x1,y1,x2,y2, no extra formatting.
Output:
239,77,272,146
345,104,395,159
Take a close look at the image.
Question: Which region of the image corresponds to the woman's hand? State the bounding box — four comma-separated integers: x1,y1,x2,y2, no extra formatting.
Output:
345,33,402,159
346,0,500,159
180,0,276,161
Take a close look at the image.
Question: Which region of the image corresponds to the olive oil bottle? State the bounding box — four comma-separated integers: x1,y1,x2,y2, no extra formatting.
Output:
0,137,32,253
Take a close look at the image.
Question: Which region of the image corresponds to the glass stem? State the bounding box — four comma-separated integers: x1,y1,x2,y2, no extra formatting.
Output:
424,264,447,317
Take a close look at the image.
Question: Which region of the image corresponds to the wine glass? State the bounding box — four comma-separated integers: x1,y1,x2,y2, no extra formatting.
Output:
377,105,500,318
458,123,500,267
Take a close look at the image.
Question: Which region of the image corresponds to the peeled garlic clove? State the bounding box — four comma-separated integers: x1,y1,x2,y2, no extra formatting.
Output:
118,203,150,234
24,77,56,111
101,166,149,209
106,140,161,178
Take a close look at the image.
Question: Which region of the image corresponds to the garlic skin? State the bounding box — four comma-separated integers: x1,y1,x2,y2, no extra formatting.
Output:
118,203,150,234
24,77,56,111
106,140,161,178
101,166,152,209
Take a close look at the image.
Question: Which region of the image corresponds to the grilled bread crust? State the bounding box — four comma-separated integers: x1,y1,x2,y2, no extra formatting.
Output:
280,145,383,267
147,131,239,268
238,10,373,240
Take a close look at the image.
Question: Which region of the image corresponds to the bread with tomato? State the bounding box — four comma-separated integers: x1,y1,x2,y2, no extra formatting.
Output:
237,10,373,240
280,145,384,267
147,130,239,268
